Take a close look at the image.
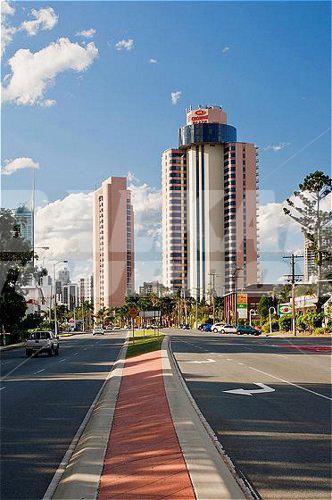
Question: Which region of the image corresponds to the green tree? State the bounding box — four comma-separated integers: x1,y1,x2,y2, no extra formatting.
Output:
279,314,292,332
0,209,34,337
283,171,332,303
257,296,275,323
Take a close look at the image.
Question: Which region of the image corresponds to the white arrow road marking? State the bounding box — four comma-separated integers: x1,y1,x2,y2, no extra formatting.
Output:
223,383,275,396
185,358,216,364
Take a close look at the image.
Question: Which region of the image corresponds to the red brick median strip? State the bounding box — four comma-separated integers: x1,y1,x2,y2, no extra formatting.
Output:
98,350,196,499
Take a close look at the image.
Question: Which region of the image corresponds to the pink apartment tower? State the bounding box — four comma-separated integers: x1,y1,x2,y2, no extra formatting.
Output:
93,176,134,313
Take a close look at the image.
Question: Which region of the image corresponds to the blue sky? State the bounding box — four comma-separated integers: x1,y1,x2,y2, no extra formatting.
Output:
1,1,331,284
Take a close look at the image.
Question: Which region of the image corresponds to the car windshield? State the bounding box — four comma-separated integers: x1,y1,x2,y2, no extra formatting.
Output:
29,331,50,340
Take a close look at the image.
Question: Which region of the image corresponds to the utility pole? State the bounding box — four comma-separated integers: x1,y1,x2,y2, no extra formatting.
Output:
283,254,303,336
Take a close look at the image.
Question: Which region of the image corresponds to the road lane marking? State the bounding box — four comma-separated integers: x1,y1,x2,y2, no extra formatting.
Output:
74,352,79,356
238,362,245,365
0,386,5,391
223,383,275,396
248,366,332,401
1,356,34,381
59,358,66,363
34,369,45,374
184,358,216,364
226,358,233,361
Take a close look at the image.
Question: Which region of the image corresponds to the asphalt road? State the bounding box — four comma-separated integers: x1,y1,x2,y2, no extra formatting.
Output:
170,332,332,499
0,332,126,500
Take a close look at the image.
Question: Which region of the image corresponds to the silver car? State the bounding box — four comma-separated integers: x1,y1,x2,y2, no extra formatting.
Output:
25,331,59,357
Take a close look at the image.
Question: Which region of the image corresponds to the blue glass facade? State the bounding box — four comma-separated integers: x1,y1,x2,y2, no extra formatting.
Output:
179,123,237,148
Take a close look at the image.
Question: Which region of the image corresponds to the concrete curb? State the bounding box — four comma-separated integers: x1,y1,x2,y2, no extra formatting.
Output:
44,336,128,500
162,336,259,500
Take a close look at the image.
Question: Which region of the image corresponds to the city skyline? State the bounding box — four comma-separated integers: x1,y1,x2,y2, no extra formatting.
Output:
1,0,331,287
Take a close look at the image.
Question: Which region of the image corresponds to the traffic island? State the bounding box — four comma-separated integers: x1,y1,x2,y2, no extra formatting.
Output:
98,349,195,499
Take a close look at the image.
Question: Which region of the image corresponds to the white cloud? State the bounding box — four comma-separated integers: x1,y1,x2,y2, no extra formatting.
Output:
149,58,157,64
20,7,58,36
39,98,56,107
1,0,15,16
129,182,161,215
171,90,181,105
1,0,16,56
76,28,96,39
2,37,98,106
127,170,139,183
1,157,39,176
115,38,134,51
222,46,230,53
262,142,290,152
36,192,93,281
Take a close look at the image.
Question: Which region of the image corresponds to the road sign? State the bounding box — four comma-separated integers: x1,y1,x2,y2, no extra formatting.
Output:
128,307,138,319
139,310,161,318
223,383,275,396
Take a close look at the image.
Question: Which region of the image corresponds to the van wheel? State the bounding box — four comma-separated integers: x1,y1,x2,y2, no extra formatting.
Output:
54,347,59,356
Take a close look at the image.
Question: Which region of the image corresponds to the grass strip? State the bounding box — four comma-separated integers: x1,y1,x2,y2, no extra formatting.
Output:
126,331,164,358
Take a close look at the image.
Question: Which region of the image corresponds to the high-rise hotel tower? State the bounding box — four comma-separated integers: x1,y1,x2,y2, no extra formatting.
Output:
162,106,258,299
93,176,135,312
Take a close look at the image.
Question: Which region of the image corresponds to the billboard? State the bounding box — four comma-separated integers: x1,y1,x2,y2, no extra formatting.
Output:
186,107,227,125
278,303,292,316
188,109,209,124
237,293,248,319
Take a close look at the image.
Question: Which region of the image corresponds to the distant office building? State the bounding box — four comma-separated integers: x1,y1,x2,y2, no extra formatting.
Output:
58,268,70,285
62,283,79,311
139,281,167,297
93,176,135,312
162,105,259,299
15,205,33,246
55,280,62,302
79,275,94,305
41,275,52,286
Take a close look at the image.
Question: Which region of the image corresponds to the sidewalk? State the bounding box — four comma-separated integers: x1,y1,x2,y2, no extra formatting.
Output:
98,350,195,499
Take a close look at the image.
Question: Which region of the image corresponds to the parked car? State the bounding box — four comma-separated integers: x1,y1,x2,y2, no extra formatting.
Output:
220,324,237,334
211,323,237,334
92,325,104,335
25,331,59,357
202,323,213,332
211,323,226,333
112,326,121,331
181,323,190,330
237,325,261,336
